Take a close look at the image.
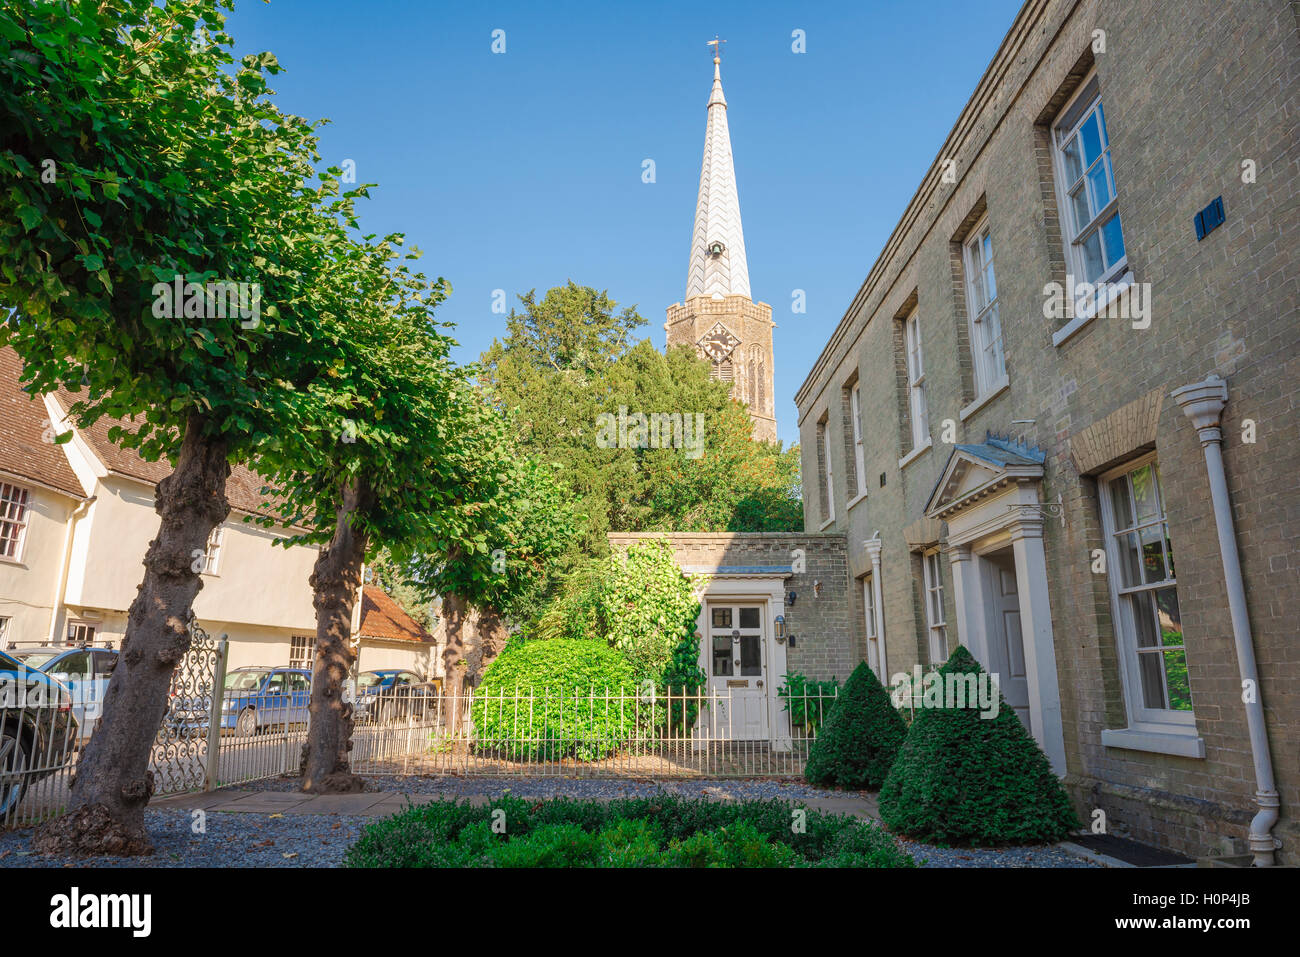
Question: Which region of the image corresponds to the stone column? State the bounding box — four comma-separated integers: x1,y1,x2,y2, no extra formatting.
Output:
1008,516,1067,776
947,543,988,664
1172,374,1278,866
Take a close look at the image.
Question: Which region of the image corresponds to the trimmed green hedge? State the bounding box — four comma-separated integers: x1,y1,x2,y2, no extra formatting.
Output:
878,646,1080,845
345,794,915,868
804,662,907,790
472,639,638,761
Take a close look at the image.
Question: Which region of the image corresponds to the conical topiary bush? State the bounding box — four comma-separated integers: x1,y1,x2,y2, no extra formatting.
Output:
803,662,908,790
878,645,1080,845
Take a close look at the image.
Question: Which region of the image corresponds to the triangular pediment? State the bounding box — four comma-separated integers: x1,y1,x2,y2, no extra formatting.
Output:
925,436,1046,519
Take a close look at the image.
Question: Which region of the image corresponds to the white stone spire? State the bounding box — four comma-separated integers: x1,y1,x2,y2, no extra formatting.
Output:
684,53,751,301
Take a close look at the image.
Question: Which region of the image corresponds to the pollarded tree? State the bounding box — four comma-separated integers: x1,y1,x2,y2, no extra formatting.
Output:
251,231,462,794
407,397,576,728
0,0,373,853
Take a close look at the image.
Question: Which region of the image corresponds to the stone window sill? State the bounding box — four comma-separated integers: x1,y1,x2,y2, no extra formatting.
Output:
845,490,869,512
817,515,836,532
897,439,932,470
1101,726,1205,759
959,377,1010,421
1051,269,1135,348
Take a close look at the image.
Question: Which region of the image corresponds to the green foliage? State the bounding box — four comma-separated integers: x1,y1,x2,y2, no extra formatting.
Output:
779,671,842,737
0,0,360,465
660,628,706,733
878,646,1081,845
479,284,804,606
365,548,434,630
471,639,638,760
803,663,906,790
537,538,701,683
345,794,915,868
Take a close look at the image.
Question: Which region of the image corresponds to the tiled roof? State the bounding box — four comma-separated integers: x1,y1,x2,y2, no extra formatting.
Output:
356,585,434,645
0,347,85,497
47,385,278,518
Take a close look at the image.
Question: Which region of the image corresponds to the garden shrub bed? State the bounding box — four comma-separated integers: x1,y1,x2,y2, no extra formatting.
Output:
345,795,914,868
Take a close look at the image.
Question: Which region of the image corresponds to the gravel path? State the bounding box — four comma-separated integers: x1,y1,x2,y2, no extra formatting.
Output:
245,772,851,802
0,810,367,868
898,838,1098,868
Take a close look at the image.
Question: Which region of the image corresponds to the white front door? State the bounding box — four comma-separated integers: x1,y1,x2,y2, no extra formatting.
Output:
706,603,769,740
984,550,1030,732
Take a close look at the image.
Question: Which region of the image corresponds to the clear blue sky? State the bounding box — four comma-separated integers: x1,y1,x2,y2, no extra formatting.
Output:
225,0,1025,447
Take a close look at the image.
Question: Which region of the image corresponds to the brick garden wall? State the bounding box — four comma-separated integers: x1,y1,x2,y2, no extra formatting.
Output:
607,532,856,684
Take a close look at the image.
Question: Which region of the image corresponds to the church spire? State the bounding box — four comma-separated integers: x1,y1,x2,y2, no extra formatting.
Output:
685,42,751,301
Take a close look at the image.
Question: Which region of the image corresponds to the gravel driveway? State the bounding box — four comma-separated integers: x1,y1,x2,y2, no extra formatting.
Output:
0,810,367,868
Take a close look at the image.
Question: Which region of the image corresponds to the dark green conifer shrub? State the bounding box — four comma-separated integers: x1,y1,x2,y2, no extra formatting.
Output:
803,662,907,790
878,646,1080,845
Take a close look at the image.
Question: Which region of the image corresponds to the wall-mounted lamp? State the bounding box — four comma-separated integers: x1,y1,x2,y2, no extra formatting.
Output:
813,580,823,598
786,590,797,607
774,615,786,644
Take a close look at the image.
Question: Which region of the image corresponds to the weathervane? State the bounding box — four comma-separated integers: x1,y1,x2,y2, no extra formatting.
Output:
707,35,726,61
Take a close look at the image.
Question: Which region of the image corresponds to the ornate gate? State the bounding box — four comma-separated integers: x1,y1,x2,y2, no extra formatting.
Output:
150,618,227,795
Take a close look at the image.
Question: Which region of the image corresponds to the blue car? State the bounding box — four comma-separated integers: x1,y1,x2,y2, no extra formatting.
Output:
9,646,117,745
218,667,313,737
354,669,439,724
0,649,77,816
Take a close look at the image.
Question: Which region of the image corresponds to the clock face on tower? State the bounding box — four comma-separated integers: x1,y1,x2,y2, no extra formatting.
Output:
697,322,740,362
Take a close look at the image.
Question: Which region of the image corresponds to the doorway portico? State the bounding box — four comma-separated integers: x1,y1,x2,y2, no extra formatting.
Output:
926,437,1067,775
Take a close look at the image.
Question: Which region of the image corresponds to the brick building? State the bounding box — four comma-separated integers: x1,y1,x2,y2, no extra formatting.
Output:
794,0,1297,863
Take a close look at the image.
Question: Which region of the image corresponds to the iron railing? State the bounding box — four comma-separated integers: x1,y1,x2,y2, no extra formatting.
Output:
2,674,842,827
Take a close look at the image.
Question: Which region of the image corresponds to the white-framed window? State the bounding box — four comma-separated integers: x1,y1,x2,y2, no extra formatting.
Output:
819,418,835,522
289,634,315,671
922,550,947,665
1099,455,1193,725
1052,72,1127,293
200,526,224,575
0,616,10,647
0,481,31,561
904,310,929,450
850,381,866,496
963,216,1005,394
863,574,882,678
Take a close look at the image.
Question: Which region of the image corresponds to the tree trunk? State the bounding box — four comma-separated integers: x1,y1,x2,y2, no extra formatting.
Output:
469,606,509,685
441,592,468,735
34,415,229,856
300,476,373,794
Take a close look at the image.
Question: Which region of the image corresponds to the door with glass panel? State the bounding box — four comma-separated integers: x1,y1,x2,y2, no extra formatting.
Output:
706,603,768,740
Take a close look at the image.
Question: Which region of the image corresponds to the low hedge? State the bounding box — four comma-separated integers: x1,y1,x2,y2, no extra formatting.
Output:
878,646,1080,845
804,662,907,790
345,794,915,868
472,639,638,761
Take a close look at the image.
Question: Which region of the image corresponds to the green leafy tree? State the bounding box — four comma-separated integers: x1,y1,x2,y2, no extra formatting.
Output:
406,395,576,728
0,0,370,853
251,230,463,793
878,646,1080,844
803,663,906,790
480,284,803,608
367,548,434,631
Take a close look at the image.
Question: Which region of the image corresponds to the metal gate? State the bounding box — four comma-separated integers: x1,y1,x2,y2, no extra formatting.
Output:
151,618,227,795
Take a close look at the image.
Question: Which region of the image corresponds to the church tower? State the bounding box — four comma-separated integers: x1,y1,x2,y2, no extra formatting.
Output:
666,44,777,442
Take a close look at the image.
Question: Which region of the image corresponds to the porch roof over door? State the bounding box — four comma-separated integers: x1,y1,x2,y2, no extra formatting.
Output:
925,433,1046,522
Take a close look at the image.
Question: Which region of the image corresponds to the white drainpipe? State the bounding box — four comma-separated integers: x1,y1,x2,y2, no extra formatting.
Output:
1172,375,1279,866
46,495,95,645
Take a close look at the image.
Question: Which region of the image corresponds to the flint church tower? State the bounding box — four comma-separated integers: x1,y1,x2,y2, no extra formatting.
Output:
665,43,777,442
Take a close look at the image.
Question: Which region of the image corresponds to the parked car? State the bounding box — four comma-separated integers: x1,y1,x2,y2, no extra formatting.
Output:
8,646,116,745
354,670,439,724
218,667,312,736
0,649,77,816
